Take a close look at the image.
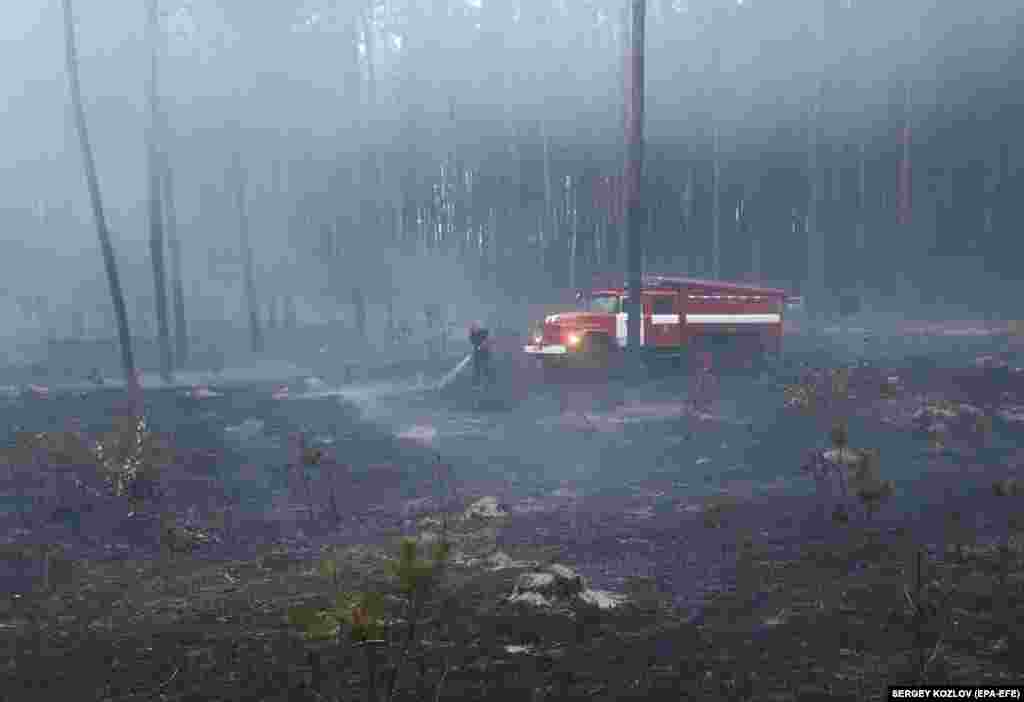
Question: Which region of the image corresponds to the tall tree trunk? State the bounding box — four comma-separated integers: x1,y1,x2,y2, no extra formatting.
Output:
541,119,553,264
233,151,264,353
146,0,173,383
856,139,867,304
897,81,912,228
62,0,138,396
163,158,188,370
625,0,646,352
151,2,187,370
807,80,825,321
682,164,694,244
709,34,722,281
712,125,721,280
569,176,578,292
751,237,761,283
361,2,382,263
448,97,462,260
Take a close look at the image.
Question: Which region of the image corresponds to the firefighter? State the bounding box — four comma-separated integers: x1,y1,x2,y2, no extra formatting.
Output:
692,350,717,411
468,322,493,389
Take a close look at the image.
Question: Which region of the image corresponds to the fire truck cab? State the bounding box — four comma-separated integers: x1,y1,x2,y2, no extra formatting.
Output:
523,275,789,369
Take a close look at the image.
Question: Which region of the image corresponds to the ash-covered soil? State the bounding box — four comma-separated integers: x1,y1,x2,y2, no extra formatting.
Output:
1,329,1023,699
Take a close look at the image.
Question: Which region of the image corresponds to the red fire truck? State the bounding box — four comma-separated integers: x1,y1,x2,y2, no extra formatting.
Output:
523,275,791,369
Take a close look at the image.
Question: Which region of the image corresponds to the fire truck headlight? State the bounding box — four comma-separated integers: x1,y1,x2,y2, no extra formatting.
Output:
567,333,581,347
533,334,543,345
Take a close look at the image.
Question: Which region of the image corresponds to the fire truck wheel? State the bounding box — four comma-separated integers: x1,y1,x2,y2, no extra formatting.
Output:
581,332,614,357
542,357,564,372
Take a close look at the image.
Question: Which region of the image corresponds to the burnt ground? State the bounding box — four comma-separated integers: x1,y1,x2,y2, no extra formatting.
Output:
1,327,1023,701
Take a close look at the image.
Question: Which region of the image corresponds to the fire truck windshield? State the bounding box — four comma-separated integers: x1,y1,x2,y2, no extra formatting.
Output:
588,294,622,314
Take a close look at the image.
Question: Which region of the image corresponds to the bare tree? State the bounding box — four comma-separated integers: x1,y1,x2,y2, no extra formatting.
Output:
897,81,913,228
625,0,646,352
712,123,721,280
163,158,188,369
539,118,552,272
233,149,264,354
568,175,578,292
855,138,866,304
146,0,173,383
62,0,139,396
807,79,825,321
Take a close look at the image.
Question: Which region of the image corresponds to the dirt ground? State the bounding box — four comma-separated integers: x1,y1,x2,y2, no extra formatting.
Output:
1,329,1023,700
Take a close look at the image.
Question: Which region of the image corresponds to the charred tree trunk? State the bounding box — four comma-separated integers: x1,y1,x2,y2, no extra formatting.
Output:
233,151,264,354
807,81,825,321
541,118,553,278
897,81,912,228
162,158,188,370
146,0,173,383
625,0,645,352
712,125,721,280
62,0,138,395
751,237,761,284
569,176,578,293
682,164,694,246
152,3,187,370
856,139,867,304
360,2,382,253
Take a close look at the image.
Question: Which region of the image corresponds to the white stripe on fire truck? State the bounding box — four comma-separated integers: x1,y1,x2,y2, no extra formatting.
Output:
688,295,766,301
651,314,680,324
685,313,781,324
523,344,568,355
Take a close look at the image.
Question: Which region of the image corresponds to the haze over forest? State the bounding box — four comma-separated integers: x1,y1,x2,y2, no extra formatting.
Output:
1,0,1022,361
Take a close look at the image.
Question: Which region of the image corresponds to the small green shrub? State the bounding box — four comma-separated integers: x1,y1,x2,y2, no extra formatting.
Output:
850,449,894,522
288,530,453,702
288,590,387,643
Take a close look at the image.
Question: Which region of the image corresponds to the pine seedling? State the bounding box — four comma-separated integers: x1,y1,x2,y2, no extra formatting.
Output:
926,425,947,453
829,421,849,452
829,421,856,496
830,367,850,403
318,546,341,591
384,535,452,701
703,500,729,529
286,433,318,522
991,484,1023,622
289,590,387,643
850,449,894,522
289,590,388,702
886,549,957,682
